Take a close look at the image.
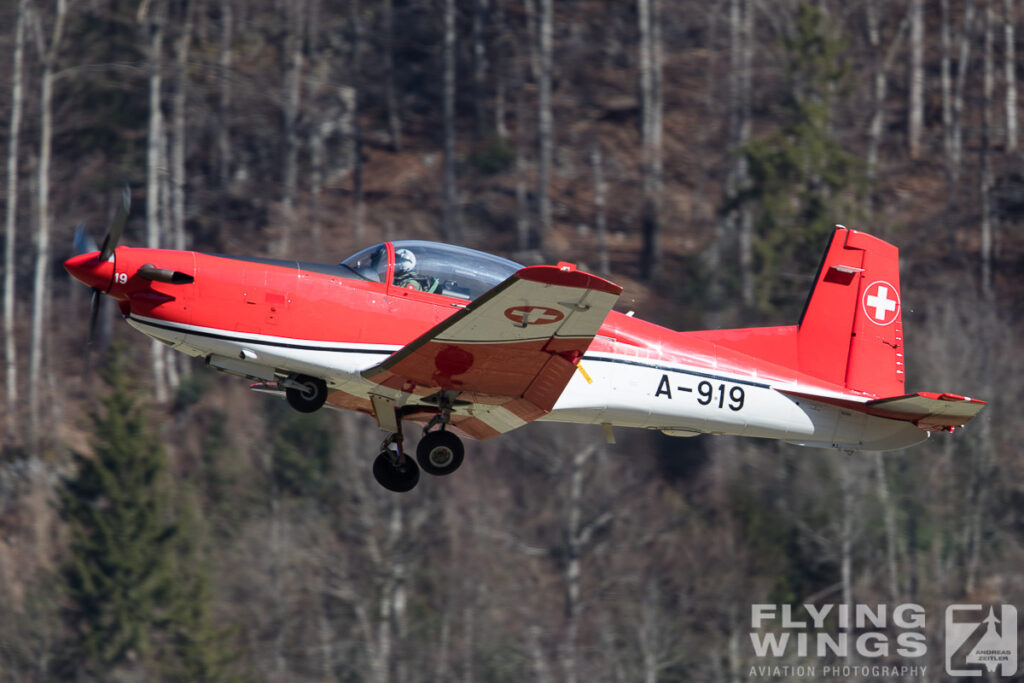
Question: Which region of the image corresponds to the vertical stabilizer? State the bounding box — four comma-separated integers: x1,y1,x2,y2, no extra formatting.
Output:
797,227,905,396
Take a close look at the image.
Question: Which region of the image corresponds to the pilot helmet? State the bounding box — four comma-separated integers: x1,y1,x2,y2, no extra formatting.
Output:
394,248,417,276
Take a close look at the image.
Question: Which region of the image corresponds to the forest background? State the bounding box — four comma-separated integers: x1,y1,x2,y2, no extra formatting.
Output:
0,0,1021,681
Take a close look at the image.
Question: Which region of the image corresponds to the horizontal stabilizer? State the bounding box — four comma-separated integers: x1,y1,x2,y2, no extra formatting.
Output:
779,388,986,433
863,392,987,432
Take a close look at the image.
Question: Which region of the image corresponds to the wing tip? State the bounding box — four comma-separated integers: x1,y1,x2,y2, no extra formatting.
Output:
515,264,623,296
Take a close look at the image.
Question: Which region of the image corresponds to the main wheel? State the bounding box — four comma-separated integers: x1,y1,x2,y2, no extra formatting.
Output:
285,375,328,413
373,452,421,492
416,430,464,476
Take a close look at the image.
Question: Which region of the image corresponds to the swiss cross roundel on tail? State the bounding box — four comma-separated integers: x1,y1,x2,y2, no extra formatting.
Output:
862,280,901,326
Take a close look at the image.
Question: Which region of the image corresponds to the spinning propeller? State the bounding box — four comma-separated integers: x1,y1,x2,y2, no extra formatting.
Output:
68,186,130,342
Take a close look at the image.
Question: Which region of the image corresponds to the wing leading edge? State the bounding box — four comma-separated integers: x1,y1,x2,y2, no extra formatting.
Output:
362,264,622,438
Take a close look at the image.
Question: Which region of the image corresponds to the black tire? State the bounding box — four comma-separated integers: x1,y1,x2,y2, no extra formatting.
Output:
415,430,465,476
285,375,328,413
372,452,421,492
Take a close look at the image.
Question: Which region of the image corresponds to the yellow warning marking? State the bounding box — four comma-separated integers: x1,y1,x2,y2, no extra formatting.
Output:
577,362,593,384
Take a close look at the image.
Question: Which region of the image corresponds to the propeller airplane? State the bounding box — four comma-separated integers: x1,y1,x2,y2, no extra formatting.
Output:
65,190,986,492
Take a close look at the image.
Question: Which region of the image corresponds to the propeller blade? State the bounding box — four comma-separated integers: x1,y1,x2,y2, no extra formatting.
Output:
88,288,101,344
73,223,99,256
98,185,131,262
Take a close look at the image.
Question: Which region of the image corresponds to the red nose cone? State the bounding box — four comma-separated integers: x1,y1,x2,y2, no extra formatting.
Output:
64,252,115,291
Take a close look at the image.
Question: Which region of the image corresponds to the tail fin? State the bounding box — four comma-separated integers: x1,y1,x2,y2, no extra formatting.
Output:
797,226,904,396
686,227,905,397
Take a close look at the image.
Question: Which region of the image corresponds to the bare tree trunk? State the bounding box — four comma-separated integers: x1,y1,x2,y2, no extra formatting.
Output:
561,447,588,683
473,0,489,139
217,0,233,227
4,0,28,444
981,0,995,295
494,0,509,141
515,52,530,253
442,0,459,240
306,0,325,255
713,0,742,322
951,0,977,181
338,84,362,241
310,117,329,255
941,0,953,158
537,0,553,251
279,0,306,257
144,1,169,403
874,452,901,602
908,0,924,158
716,0,754,317
529,625,551,683
865,2,910,213
383,0,402,152
171,0,194,254
461,604,474,683
348,2,365,242
638,0,663,282
839,454,854,608
318,564,337,681
591,142,609,276
1005,0,1018,150
29,0,68,450
737,0,754,309
167,0,194,388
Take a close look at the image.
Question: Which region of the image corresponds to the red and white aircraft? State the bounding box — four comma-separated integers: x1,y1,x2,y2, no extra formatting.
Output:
65,193,986,491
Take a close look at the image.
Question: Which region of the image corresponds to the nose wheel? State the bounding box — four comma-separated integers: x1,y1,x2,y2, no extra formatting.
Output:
284,374,328,413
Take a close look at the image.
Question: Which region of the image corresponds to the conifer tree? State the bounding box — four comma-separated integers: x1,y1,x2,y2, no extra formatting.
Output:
59,347,236,681
733,3,864,314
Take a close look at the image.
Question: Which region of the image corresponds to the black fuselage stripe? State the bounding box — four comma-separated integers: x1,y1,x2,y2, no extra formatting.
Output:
580,355,771,389
132,316,772,388
129,316,395,355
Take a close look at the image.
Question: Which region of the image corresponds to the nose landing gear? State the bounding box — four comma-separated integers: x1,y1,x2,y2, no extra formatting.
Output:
284,374,328,413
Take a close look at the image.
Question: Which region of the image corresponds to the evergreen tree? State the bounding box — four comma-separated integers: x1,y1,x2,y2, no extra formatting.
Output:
733,3,864,314
59,347,237,681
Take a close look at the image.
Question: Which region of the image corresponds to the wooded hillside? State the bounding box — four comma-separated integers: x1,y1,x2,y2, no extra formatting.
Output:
0,0,1021,681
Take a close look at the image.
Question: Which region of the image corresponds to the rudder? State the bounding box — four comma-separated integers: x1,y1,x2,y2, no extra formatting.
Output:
798,226,905,396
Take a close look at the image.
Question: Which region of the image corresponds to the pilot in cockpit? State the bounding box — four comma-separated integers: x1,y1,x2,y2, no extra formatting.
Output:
393,246,454,295
393,248,422,289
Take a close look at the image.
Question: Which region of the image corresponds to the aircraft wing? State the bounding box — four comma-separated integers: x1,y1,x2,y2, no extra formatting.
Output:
362,264,622,438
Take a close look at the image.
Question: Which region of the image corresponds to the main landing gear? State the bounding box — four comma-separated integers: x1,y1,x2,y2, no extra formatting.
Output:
371,428,465,493
372,433,421,493
371,394,465,492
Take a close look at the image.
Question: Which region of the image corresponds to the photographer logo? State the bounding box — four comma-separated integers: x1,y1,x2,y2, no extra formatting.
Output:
945,605,1017,677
